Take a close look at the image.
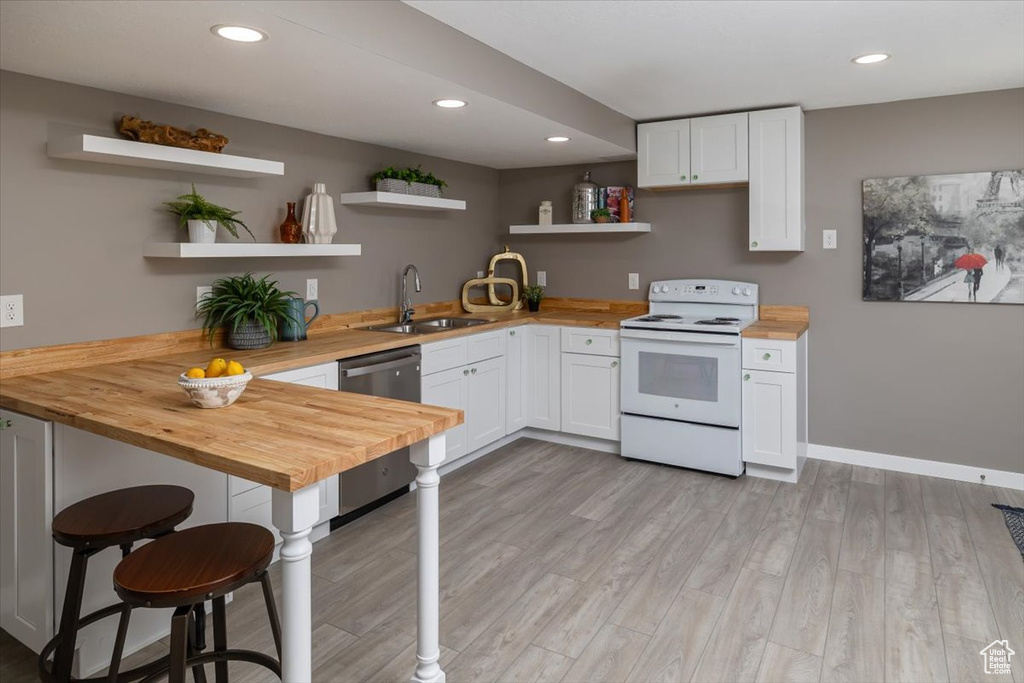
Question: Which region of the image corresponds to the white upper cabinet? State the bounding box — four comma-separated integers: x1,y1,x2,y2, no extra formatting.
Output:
637,119,690,188
690,113,748,184
749,106,805,251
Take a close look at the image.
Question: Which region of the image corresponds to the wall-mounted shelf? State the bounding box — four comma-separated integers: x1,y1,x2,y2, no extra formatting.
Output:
509,222,652,234
143,243,361,258
337,192,466,211
47,132,284,178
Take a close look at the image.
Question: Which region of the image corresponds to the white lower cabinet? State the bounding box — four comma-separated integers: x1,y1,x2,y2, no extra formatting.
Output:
742,334,807,482
525,325,561,430
505,327,527,433
560,353,621,440
466,356,506,452
421,366,468,462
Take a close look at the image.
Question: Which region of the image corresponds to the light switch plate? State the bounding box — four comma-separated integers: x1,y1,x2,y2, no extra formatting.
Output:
628,273,640,290
306,278,318,300
196,286,212,304
823,229,837,250
537,271,547,286
0,294,24,328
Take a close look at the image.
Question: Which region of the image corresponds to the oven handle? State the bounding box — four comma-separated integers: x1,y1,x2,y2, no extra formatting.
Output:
619,327,740,346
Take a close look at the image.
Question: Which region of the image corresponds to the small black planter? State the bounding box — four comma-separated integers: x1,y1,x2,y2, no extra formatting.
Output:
527,300,540,312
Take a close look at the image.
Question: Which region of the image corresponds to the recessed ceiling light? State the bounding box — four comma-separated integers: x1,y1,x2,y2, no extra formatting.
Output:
211,25,268,43
434,99,468,109
546,136,571,143
852,53,890,65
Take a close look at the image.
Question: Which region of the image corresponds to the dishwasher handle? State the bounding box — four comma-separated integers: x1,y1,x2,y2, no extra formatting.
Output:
339,353,420,378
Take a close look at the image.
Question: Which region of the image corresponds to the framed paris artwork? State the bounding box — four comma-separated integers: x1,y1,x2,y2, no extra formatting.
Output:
862,170,1024,304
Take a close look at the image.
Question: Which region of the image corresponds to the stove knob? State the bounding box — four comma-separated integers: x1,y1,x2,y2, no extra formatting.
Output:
732,287,741,295
658,285,668,293
742,287,752,296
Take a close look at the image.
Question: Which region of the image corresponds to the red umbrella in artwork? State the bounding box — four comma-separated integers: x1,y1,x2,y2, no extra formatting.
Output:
954,253,988,270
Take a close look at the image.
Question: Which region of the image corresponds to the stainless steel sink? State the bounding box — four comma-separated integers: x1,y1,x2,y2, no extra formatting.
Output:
366,317,489,334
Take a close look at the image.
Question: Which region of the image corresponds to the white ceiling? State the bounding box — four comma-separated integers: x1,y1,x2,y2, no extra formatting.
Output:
0,0,633,169
407,0,1024,120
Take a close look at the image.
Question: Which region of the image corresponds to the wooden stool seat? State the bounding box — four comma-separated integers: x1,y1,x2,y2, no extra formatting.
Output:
114,523,275,608
51,485,194,548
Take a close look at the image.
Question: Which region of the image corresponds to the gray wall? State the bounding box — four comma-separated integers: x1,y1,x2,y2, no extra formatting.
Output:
500,88,1024,474
0,71,502,350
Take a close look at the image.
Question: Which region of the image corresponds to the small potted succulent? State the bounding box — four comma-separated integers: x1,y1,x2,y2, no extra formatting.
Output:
523,284,545,312
164,184,254,244
371,165,448,198
196,273,299,350
591,208,612,224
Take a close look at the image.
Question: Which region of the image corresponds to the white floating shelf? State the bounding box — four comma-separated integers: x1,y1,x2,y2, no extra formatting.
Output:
509,222,652,234
143,243,361,258
337,191,466,211
48,132,284,178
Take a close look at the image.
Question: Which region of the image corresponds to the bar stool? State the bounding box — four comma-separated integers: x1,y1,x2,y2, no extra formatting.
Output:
39,485,196,683
112,522,282,683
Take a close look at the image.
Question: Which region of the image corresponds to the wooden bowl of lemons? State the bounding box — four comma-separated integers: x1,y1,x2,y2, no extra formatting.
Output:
179,358,252,409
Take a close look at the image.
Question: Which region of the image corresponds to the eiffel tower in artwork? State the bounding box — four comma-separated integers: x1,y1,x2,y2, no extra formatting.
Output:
976,170,1024,215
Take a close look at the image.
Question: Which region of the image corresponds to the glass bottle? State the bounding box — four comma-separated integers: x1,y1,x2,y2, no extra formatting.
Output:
572,171,599,224
539,201,553,226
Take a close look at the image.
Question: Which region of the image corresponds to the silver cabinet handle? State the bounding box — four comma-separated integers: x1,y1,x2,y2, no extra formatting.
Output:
763,352,771,360
744,374,751,381
586,339,593,345
0,419,11,431
471,367,477,375
751,241,759,248
692,174,699,180
510,330,516,337
611,361,618,368
463,369,469,376
680,174,687,180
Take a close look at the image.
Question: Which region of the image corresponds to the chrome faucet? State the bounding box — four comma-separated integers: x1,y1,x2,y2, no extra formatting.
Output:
400,264,421,324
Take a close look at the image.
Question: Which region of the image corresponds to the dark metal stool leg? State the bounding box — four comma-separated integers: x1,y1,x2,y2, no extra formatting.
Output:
106,604,132,682
53,549,91,681
259,573,283,662
187,607,208,683
168,606,191,683
212,597,228,683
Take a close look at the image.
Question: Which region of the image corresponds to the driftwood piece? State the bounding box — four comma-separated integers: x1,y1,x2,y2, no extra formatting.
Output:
117,115,229,153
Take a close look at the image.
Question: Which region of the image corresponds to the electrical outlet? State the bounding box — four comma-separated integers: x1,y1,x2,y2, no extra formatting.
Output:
628,273,640,290
196,286,212,304
823,229,837,250
306,278,318,300
476,271,484,278
537,271,547,286
0,294,24,328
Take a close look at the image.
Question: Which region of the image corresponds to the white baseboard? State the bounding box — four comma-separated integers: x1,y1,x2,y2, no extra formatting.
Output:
808,443,1024,490
519,428,621,454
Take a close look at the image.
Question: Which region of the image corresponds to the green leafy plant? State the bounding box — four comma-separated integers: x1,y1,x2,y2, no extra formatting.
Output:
164,184,255,241
371,165,448,190
195,273,298,343
523,284,545,303
590,208,611,219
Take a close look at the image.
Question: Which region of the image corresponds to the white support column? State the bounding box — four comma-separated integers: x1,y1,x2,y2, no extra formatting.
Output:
410,432,447,683
271,483,320,683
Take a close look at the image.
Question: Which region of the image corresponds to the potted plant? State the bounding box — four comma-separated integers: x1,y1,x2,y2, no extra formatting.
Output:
196,273,299,350
591,207,612,224
164,184,255,244
523,284,545,312
371,165,448,198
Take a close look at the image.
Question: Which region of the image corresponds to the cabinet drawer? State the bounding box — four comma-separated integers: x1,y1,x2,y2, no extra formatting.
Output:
466,329,506,364
421,337,468,375
742,340,796,373
561,327,619,357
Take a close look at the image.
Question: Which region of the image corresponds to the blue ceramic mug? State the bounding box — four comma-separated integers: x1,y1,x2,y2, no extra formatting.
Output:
280,298,320,342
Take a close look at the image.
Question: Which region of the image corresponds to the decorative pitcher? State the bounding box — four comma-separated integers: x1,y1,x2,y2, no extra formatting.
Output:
279,298,320,342
301,182,338,244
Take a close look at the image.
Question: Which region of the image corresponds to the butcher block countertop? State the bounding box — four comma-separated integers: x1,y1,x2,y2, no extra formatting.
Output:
0,302,636,491
743,305,810,340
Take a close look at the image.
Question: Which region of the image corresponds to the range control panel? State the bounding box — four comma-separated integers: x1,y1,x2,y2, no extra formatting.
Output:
648,279,759,305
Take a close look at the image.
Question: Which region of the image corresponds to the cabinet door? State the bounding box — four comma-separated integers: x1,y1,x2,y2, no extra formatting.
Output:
506,328,527,434
637,119,690,188
525,326,561,431
263,361,339,391
0,410,53,653
690,112,748,184
560,353,621,441
422,366,468,462
749,106,804,251
466,356,506,453
742,369,797,469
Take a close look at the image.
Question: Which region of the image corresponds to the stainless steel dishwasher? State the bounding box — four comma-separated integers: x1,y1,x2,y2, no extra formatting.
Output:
335,345,421,524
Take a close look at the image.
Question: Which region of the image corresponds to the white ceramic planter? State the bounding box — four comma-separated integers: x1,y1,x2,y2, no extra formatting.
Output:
187,219,217,244
301,182,338,244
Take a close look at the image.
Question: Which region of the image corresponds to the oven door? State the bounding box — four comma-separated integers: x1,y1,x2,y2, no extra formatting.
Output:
620,328,741,428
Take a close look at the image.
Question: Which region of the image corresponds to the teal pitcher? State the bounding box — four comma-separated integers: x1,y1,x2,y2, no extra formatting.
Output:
280,297,320,342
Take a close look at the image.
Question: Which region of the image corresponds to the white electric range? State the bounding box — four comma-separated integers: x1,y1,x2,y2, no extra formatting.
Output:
619,279,759,476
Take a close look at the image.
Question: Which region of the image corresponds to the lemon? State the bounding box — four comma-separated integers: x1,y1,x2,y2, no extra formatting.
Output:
226,360,245,376
206,357,228,378
185,367,206,379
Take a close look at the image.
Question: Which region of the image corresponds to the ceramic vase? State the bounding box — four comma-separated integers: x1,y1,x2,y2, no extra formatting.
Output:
301,182,337,244
227,318,272,350
279,202,302,243
187,219,217,244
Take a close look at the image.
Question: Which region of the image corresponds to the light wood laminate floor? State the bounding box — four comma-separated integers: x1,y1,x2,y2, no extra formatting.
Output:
3,439,1022,682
